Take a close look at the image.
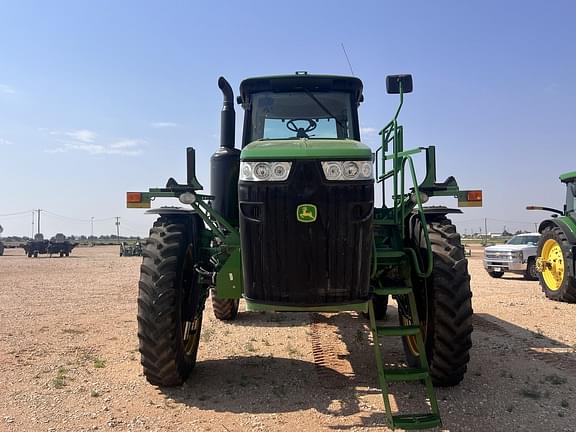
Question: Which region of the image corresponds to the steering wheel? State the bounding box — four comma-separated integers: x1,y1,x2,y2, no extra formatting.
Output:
286,119,317,138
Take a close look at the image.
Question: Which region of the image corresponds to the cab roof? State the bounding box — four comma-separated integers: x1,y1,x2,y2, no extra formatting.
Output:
560,171,576,183
238,73,363,106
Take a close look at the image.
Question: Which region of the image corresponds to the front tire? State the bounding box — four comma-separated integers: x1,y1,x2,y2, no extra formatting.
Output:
488,271,504,278
211,292,240,321
524,257,539,280
137,215,206,386
537,226,576,302
402,216,473,387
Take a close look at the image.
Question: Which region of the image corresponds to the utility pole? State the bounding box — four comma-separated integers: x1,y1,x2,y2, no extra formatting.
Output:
484,217,488,245
37,209,41,235
115,217,120,243
91,217,94,239
31,211,35,238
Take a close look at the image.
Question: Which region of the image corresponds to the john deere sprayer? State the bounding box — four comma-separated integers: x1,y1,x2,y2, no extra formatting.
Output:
128,73,482,430
528,171,576,302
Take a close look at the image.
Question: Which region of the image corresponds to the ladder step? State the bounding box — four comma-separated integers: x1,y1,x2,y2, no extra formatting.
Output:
383,367,429,382
376,325,421,337
373,218,396,225
391,413,441,430
375,250,406,259
374,286,412,295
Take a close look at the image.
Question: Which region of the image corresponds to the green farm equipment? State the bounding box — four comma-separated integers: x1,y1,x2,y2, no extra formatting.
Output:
527,171,576,302
128,73,482,430
119,241,143,257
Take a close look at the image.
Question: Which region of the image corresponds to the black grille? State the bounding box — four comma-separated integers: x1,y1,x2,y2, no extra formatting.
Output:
239,160,373,306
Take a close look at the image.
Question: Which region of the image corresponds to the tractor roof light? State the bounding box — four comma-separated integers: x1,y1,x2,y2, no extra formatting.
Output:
179,192,197,205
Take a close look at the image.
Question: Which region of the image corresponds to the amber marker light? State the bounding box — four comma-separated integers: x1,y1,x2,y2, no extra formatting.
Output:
467,190,483,201
127,192,142,203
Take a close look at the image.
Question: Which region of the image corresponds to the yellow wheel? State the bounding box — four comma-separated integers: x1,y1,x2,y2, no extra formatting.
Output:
540,239,564,290
536,226,576,302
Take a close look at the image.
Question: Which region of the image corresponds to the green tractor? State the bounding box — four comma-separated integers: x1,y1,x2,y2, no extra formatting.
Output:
128,73,482,430
527,171,576,302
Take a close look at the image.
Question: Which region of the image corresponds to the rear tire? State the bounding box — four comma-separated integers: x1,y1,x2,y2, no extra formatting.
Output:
488,271,504,278
137,215,206,386
211,292,240,321
537,226,576,302
402,216,473,387
524,257,538,280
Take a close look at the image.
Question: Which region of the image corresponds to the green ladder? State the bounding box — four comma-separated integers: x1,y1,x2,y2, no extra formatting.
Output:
368,283,441,430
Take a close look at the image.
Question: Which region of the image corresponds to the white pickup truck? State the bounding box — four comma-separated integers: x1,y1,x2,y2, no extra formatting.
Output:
483,233,540,280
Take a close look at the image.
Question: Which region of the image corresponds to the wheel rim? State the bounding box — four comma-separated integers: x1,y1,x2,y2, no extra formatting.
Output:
182,315,202,355
181,245,202,356
540,239,564,290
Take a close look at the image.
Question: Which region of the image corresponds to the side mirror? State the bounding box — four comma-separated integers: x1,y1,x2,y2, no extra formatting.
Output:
386,74,413,94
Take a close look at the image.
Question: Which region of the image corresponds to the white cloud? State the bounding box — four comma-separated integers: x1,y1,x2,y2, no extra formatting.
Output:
151,122,178,128
360,127,378,135
0,137,14,146
43,128,145,156
0,84,15,94
46,139,145,156
64,129,96,143
109,139,142,149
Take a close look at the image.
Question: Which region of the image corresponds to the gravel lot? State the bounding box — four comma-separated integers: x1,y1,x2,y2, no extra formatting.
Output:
1,245,575,432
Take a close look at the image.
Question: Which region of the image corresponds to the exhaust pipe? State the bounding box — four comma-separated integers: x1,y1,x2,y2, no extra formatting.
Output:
218,77,235,149
211,77,240,226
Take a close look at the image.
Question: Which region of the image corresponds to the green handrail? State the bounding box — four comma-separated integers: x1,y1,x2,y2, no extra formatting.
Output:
400,155,433,278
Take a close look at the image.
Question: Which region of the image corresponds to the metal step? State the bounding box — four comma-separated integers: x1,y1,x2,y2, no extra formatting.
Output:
373,218,396,225
374,286,412,295
376,325,420,337
391,413,441,430
382,367,429,382
375,250,406,259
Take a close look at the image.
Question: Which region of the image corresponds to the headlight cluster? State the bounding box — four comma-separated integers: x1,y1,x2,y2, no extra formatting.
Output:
240,161,292,181
321,161,373,181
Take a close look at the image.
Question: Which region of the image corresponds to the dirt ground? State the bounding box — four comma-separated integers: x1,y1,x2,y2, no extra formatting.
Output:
1,245,575,432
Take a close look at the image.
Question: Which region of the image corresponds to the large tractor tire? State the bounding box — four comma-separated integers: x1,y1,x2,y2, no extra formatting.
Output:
537,226,576,302
402,216,473,387
211,293,240,321
137,215,205,386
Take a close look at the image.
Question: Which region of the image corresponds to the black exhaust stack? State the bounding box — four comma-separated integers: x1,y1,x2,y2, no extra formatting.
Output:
211,77,241,225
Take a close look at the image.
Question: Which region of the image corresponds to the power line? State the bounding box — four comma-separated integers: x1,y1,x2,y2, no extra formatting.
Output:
0,210,34,217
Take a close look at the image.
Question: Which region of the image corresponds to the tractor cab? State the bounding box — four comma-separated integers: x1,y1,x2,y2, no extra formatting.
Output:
238,73,363,145
236,74,374,307
561,171,576,217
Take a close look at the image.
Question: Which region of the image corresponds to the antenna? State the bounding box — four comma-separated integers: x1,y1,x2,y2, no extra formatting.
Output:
340,43,355,76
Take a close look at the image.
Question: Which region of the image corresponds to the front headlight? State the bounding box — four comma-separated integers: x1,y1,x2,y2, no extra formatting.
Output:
512,251,523,260
240,161,292,181
322,161,373,181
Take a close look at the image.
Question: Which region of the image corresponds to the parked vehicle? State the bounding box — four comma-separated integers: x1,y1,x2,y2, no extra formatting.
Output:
483,233,540,279
120,241,142,257
127,73,483,429
0,225,4,256
527,171,576,301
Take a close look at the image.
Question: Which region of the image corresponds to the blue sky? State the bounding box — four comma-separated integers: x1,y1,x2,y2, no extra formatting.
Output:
1,0,575,237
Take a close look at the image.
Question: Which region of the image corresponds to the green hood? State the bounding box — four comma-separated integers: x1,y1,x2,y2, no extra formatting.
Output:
241,139,372,161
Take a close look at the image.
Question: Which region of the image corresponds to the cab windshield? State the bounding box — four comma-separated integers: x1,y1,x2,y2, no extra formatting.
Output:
507,235,539,245
249,91,354,141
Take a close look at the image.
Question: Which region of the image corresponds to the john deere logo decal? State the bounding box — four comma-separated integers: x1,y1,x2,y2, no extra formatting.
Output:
297,204,317,223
